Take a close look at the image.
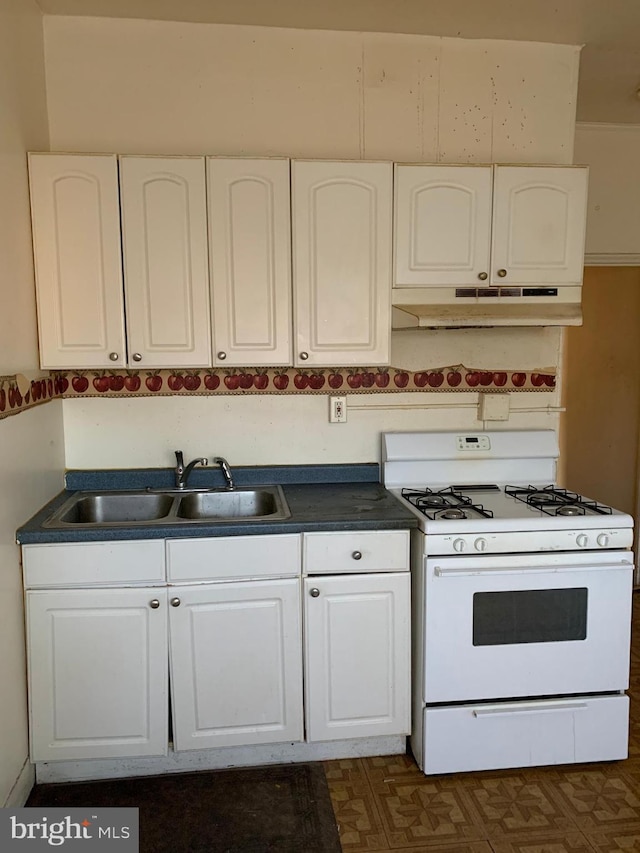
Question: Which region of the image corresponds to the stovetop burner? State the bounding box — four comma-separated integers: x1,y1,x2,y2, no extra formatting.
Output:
439,508,468,520
400,487,494,521
556,505,584,517
505,485,613,517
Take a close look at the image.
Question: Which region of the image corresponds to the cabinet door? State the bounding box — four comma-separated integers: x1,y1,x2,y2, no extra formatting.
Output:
304,572,410,742
27,588,168,762
28,153,126,369
491,166,588,285
394,165,493,286
120,156,211,367
169,579,303,750
208,158,292,366
292,160,392,367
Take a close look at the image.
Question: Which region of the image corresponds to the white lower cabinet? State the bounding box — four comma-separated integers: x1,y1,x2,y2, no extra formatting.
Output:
27,587,168,763
303,572,411,742
24,528,411,766
169,579,303,750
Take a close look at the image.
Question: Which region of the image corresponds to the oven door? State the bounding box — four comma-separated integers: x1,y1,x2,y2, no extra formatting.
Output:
423,550,633,703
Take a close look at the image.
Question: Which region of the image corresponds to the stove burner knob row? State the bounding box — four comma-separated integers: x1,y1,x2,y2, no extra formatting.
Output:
453,537,488,553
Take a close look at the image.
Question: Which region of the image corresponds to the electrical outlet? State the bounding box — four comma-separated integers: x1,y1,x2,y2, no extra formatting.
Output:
329,396,347,423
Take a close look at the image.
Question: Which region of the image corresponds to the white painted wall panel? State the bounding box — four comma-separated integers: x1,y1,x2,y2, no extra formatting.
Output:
574,122,640,260
43,18,578,166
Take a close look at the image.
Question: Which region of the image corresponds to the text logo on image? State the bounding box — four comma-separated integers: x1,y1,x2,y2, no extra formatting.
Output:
1,808,139,850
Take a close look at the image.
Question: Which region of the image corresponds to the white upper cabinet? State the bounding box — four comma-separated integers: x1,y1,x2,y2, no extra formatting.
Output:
491,166,588,285
394,165,493,287
119,156,212,368
292,160,393,367
28,153,126,369
207,158,292,366
394,164,588,289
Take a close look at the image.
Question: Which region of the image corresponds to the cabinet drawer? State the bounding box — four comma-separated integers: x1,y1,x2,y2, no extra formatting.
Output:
422,694,629,775
303,530,410,574
167,534,301,582
23,541,165,588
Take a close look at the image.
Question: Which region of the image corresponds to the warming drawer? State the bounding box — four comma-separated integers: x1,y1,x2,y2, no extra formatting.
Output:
421,694,629,775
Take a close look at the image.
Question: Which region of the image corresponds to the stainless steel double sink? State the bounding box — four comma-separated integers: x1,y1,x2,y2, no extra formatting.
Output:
43,486,290,528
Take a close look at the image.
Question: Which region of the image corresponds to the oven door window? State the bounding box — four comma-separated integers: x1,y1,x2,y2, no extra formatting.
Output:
472,588,588,646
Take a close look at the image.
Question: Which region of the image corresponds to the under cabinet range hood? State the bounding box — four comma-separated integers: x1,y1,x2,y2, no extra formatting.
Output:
392,163,588,328
391,285,583,329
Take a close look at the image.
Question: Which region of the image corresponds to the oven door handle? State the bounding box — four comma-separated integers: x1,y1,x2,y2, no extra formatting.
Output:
472,700,588,718
433,562,633,578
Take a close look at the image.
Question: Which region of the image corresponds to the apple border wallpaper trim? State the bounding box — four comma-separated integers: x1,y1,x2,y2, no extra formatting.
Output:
0,365,556,421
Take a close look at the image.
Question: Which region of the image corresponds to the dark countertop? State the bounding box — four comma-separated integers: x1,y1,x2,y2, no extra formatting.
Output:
17,464,418,544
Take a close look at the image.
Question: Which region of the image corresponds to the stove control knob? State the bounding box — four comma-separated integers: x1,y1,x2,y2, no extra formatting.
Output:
576,534,589,548
597,533,610,547
453,538,466,553
474,537,488,552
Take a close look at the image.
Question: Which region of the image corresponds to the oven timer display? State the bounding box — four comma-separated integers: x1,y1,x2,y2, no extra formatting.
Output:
456,435,491,451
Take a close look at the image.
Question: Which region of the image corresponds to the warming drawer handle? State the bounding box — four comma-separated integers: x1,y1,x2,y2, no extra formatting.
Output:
434,562,632,578
473,701,588,719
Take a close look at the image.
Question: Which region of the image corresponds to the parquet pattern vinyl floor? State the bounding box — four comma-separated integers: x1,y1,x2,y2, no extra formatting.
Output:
325,592,640,853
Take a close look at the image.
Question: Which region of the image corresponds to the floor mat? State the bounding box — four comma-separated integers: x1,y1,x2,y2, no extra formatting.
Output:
26,762,342,853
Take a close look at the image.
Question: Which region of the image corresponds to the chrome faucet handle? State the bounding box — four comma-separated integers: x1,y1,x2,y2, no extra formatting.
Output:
174,452,207,489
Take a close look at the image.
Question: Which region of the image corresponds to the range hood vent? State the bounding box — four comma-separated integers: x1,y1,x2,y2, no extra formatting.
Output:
391,286,583,329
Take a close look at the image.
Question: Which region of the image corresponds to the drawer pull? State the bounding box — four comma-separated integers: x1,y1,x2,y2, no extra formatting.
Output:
473,701,587,719
170,597,181,607
149,599,160,609
309,588,320,598
352,551,362,560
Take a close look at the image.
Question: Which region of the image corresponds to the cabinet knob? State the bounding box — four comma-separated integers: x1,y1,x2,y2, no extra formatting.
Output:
170,597,181,608
352,550,362,560
309,588,320,598
109,352,119,361
217,352,227,360
149,599,160,609
132,352,142,362
299,352,309,361
477,272,488,281
497,269,507,278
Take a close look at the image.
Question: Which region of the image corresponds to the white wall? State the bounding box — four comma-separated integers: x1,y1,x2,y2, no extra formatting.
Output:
574,122,640,262
42,18,580,467
0,0,65,807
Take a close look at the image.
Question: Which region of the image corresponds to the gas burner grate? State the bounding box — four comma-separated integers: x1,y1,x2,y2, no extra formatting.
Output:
505,485,613,516
401,487,494,520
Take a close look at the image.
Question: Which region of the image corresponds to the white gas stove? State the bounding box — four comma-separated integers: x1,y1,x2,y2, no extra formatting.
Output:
382,430,635,776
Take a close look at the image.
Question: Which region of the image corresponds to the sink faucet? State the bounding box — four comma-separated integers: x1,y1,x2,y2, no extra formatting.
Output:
174,451,208,490
213,456,235,490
